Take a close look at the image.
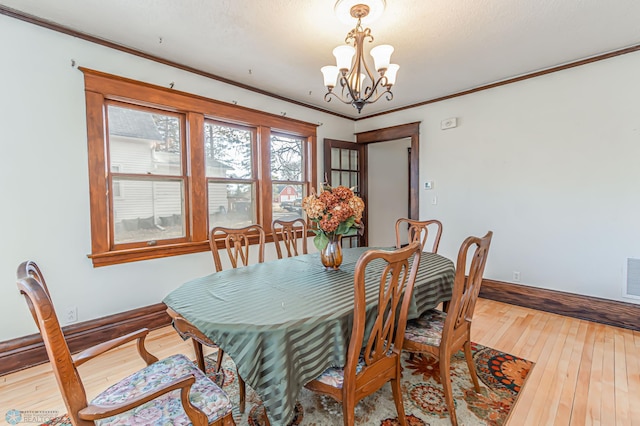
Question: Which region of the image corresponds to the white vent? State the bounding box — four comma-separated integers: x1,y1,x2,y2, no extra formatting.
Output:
625,258,640,298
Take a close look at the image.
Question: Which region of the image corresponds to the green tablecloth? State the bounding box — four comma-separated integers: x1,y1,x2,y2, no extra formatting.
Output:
163,247,454,426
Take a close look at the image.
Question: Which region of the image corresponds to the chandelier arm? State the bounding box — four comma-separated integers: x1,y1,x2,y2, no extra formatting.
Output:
324,90,360,106
362,86,394,105
348,27,376,96
339,73,361,103
360,29,376,83
360,74,388,102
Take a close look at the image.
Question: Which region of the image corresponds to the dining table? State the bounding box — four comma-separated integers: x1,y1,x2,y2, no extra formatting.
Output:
162,246,455,426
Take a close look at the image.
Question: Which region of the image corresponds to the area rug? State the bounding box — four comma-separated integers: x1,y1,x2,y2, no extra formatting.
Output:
39,342,533,426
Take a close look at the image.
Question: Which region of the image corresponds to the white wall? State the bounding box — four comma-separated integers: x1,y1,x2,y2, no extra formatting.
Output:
357,51,640,304
3,13,638,344
0,15,351,341
367,139,411,246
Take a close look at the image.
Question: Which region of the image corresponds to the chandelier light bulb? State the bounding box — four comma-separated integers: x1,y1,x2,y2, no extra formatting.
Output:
349,72,368,92
385,64,399,86
321,65,340,88
333,45,356,71
370,44,394,72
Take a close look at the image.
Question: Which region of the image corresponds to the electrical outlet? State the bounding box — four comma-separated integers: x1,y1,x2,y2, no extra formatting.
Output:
65,306,78,323
513,271,521,282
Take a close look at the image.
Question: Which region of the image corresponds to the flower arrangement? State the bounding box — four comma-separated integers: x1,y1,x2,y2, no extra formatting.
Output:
302,184,365,251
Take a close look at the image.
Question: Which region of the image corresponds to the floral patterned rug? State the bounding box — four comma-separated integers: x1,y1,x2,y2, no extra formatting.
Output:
40,343,533,426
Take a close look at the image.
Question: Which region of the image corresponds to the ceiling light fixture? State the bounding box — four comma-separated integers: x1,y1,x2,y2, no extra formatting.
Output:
321,0,398,114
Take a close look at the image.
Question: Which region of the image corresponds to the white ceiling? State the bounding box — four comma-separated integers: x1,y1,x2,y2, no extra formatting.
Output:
2,0,640,119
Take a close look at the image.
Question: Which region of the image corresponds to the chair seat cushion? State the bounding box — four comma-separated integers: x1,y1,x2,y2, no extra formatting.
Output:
404,309,447,347
313,358,366,389
92,354,232,426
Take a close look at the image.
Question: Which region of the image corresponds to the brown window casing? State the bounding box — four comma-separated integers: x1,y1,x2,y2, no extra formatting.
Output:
82,68,317,267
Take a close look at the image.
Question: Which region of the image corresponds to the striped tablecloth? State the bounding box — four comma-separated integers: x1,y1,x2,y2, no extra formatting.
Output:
163,247,454,426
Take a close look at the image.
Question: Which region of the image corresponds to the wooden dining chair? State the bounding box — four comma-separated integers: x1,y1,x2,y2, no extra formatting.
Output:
395,218,443,253
272,218,308,259
171,224,266,413
16,261,235,426
402,231,493,426
304,242,422,426
210,224,266,272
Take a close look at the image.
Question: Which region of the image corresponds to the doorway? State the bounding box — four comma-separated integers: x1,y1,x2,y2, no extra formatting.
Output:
323,122,421,247
367,138,411,246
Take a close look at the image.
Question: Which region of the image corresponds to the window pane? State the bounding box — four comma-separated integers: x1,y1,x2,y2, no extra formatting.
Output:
341,171,350,186
208,182,255,228
331,147,340,169
108,106,182,176
350,150,358,170
113,178,185,244
270,134,303,181
273,184,304,221
331,171,340,186
351,172,359,191
204,123,252,179
342,235,360,248
341,149,350,170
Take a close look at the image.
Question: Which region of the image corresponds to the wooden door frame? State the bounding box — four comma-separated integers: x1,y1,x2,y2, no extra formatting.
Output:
355,122,421,222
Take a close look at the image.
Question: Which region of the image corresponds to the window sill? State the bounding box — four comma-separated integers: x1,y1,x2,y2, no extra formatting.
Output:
88,241,211,267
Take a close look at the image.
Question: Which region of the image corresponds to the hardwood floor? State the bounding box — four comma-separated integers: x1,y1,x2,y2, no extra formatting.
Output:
1,298,638,425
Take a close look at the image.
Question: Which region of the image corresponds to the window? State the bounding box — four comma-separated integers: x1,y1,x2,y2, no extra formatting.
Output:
83,68,317,266
107,104,187,247
271,133,306,221
204,121,256,229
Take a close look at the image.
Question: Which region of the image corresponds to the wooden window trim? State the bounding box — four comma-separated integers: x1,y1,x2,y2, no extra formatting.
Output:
82,68,317,267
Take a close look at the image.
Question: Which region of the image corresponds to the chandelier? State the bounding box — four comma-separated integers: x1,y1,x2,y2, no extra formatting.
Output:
321,1,398,114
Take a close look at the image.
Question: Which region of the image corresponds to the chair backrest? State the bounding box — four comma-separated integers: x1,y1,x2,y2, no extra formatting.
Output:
395,218,443,253
346,242,422,378
272,218,308,259
209,224,266,272
16,263,91,426
17,260,52,331
443,231,493,343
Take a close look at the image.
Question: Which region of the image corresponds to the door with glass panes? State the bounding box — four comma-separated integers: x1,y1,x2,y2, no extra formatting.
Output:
324,139,367,247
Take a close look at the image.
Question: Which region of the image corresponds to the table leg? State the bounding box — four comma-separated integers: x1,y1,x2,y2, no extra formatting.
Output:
239,374,246,413
192,340,206,372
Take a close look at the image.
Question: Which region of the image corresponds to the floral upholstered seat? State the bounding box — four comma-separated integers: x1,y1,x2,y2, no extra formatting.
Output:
314,358,365,389
404,309,447,347
92,354,233,426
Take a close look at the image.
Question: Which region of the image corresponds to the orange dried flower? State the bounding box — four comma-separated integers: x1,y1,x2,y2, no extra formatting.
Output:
301,184,365,249
348,196,365,221
332,185,354,201
318,190,339,209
